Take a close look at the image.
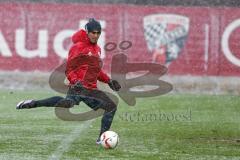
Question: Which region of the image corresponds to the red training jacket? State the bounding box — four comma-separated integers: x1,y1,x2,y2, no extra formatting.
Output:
65,29,110,89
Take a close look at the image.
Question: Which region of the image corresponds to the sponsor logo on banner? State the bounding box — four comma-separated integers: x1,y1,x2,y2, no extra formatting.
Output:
222,18,240,67
143,14,189,65
0,20,106,59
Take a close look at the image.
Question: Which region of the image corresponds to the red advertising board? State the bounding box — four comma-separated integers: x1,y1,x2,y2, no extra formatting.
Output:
0,3,240,76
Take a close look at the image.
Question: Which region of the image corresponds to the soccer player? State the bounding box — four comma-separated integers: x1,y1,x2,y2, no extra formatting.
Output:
16,18,121,144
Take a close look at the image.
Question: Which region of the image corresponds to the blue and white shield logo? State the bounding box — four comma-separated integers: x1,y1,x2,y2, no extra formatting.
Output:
143,14,190,64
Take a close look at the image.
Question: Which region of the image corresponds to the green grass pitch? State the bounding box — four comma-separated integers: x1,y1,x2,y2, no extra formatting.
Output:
0,90,240,160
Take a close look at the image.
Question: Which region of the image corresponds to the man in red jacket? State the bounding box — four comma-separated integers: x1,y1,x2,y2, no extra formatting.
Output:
16,18,121,144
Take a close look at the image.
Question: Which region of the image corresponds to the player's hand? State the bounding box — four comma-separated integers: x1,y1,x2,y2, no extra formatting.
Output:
71,80,84,90
108,79,121,91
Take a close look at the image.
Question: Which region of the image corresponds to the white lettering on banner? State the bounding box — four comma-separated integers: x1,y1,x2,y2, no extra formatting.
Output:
0,31,12,57
53,20,106,59
15,29,48,58
54,30,74,58
0,20,106,59
222,19,240,67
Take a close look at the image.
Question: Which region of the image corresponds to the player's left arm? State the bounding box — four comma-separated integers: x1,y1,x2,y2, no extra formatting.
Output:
98,70,121,91
97,47,110,84
97,48,121,91
97,70,110,83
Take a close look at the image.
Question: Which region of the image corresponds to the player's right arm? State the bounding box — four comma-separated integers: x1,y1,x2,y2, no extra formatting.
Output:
65,44,83,84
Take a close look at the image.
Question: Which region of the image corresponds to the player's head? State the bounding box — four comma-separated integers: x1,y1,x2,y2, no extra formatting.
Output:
85,18,101,44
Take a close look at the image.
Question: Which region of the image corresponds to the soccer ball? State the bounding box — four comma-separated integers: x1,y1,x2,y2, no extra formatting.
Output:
100,131,119,149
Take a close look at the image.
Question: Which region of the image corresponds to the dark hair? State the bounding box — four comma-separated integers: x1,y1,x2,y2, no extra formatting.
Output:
85,18,101,33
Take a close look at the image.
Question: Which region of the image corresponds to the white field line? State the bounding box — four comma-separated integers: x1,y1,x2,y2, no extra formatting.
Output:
48,120,94,160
